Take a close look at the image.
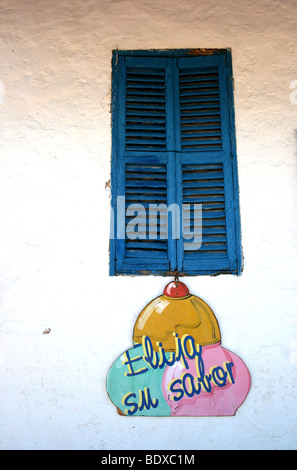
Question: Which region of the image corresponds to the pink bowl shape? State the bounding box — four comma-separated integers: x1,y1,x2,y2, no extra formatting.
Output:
162,342,251,416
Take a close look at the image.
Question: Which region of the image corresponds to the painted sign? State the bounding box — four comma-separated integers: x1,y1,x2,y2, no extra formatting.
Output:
107,280,251,416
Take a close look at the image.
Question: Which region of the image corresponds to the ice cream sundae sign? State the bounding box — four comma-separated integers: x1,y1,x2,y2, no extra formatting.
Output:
107,280,251,416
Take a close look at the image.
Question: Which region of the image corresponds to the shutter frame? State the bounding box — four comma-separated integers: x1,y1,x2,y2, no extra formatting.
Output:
110,50,242,276
110,53,176,275
176,53,241,275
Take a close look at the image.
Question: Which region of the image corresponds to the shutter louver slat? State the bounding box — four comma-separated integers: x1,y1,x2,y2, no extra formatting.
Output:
125,163,168,258
182,163,227,255
179,66,222,151
125,68,166,151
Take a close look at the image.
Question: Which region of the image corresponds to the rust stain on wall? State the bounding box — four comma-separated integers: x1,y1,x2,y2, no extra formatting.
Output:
186,48,226,56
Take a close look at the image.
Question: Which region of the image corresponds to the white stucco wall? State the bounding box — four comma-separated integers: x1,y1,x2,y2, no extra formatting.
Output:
0,0,297,450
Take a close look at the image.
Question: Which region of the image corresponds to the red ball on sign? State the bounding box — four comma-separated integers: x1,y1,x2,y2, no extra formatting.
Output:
163,281,189,298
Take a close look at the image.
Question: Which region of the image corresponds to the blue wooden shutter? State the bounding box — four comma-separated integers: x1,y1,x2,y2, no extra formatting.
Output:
175,53,242,275
110,50,241,276
110,54,177,275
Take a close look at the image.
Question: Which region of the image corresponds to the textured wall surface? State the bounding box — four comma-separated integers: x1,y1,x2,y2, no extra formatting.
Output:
0,0,297,450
